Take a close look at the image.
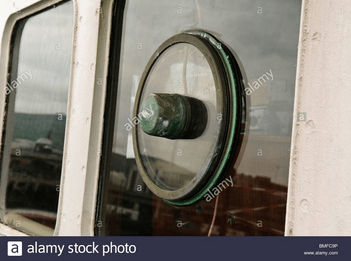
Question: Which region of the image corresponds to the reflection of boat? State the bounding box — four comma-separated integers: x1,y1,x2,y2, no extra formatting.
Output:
4,116,65,232
7,136,62,213
11,139,36,153
9,137,63,180
34,138,53,154
11,138,63,156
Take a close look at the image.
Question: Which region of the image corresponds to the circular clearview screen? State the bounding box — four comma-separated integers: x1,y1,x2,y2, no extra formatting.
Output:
133,32,243,205
138,43,222,190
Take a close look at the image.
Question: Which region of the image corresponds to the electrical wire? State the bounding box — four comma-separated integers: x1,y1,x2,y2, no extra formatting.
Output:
207,194,219,236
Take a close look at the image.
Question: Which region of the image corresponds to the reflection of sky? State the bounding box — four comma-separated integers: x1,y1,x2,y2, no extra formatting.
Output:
14,1,73,114
114,0,301,186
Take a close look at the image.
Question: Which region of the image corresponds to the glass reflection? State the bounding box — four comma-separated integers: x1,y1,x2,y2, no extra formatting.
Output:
0,1,73,234
104,0,301,236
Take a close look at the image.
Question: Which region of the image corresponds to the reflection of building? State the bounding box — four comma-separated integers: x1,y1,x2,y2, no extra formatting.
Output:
248,79,294,136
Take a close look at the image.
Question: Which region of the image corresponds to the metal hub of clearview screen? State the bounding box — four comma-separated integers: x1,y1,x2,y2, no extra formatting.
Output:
132,31,244,206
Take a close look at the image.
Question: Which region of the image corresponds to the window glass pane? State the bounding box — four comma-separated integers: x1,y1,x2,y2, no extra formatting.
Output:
0,1,73,235
103,0,301,236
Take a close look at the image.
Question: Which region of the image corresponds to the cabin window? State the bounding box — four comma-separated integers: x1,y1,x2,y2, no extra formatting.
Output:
97,0,301,236
0,1,73,235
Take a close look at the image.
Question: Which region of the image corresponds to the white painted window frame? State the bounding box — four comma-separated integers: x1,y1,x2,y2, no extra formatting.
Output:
0,0,114,236
4,0,346,238
285,0,351,236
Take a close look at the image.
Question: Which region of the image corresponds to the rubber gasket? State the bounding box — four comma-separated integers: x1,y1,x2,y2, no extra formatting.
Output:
133,31,242,206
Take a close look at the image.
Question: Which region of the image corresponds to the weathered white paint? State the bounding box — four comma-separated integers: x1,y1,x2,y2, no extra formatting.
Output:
286,0,351,236
0,0,110,236
54,0,110,236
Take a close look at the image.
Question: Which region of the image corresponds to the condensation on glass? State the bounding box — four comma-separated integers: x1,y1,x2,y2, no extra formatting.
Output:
0,1,73,235
102,0,301,236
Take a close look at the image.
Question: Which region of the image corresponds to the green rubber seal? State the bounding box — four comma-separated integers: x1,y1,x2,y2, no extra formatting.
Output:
133,30,243,206
165,31,241,206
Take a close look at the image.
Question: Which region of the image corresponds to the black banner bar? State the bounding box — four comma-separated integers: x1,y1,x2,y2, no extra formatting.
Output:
1,237,350,260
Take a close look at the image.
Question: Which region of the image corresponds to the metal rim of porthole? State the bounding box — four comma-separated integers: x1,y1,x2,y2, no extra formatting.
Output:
132,30,243,206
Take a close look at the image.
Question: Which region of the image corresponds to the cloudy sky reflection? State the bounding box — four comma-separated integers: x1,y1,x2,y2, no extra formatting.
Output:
14,1,73,115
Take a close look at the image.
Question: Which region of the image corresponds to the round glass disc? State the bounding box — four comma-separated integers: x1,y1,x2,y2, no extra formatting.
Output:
138,43,222,192
133,32,242,204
